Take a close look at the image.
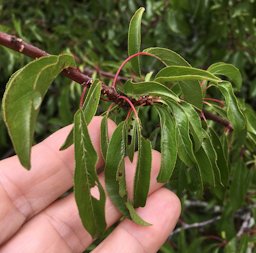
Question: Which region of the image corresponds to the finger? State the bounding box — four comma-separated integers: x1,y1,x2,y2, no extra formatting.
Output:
0,116,116,244
0,151,166,252
93,188,181,253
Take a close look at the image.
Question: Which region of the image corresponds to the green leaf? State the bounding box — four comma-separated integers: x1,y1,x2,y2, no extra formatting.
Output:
210,129,229,186
181,102,203,151
126,117,138,162
74,109,106,238
2,54,75,169
194,131,217,188
81,80,101,123
208,62,242,90
105,121,130,216
125,201,151,226
218,82,246,138
60,80,102,151
60,127,74,151
155,66,221,83
154,105,177,182
100,115,109,162
179,80,203,109
143,47,191,67
128,7,145,75
123,80,180,102
133,132,152,207
170,103,196,167
154,66,212,109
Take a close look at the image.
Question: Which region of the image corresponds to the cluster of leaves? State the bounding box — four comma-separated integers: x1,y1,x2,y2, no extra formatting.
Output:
1,1,256,252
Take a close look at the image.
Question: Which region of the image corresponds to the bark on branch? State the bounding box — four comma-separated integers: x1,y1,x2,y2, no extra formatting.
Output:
0,31,232,128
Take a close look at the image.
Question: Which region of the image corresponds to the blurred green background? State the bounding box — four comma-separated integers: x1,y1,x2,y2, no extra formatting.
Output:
0,0,256,252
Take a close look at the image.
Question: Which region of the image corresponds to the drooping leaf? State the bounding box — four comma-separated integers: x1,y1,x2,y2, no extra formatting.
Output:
126,117,138,162
125,201,151,226
208,62,242,90
210,129,229,186
170,103,196,167
155,66,221,83
154,105,177,182
128,7,145,75
123,80,180,102
105,121,129,216
133,132,152,207
60,128,74,151
179,80,203,109
81,80,102,123
143,47,191,67
100,115,109,161
105,121,149,225
2,54,75,169
74,109,106,238
218,82,246,139
60,80,102,150
181,102,203,151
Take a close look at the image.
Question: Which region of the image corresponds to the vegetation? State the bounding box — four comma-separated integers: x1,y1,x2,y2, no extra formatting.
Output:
0,1,256,252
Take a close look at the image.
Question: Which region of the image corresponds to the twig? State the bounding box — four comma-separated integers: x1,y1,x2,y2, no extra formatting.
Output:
169,216,221,237
83,67,128,81
0,31,233,129
0,31,142,108
203,110,233,131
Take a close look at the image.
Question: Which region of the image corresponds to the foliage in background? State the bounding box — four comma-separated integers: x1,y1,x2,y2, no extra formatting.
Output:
0,0,256,252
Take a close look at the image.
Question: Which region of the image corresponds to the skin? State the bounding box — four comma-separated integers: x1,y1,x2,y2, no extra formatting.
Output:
0,116,181,253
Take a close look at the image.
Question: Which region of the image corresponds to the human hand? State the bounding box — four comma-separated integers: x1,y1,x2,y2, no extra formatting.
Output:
0,117,181,253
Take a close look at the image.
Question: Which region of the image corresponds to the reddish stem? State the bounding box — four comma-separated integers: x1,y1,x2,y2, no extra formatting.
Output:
79,86,88,108
112,51,160,89
118,95,139,120
204,97,225,107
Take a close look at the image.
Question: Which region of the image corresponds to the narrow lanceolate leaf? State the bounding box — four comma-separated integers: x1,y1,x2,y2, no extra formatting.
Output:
105,121,150,225
133,130,152,207
218,82,246,137
74,109,106,238
208,62,242,90
128,7,145,75
170,103,196,167
82,80,102,123
143,47,191,67
194,131,216,188
210,129,229,186
126,118,138,162
2,54,75,169
123,80,180,102
154,66,211,109
154,105,177,183
155,66,221,83
105,121,130,216
60,80,102,151
181,102,203,151
125,202,151,226
60,128,74,150
100,115,109,161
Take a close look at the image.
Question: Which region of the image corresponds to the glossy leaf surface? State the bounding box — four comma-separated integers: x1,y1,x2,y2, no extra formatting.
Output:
2,54,75,168
128,7,145,75
74,109,106,238
123,80,180,102
155,105,177,182
208,62,242,90
133,133,152,207
143,47,191,67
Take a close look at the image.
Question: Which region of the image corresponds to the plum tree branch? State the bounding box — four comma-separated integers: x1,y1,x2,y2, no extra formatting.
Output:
0,31,232,129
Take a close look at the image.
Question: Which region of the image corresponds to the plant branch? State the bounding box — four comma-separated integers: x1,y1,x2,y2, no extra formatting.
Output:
202,110,233,131
169,215,221,237
0,31,233,129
